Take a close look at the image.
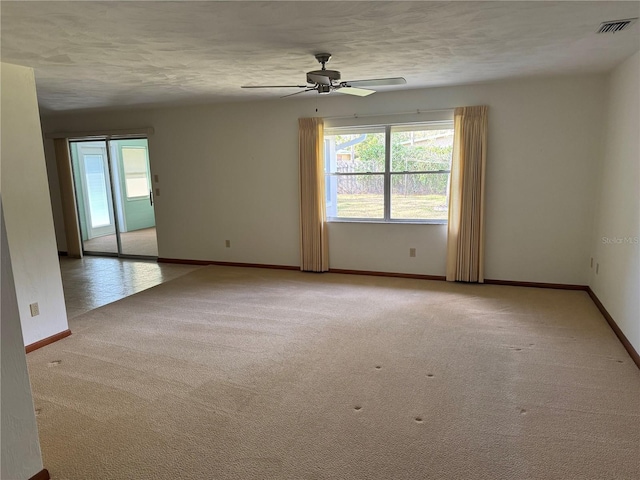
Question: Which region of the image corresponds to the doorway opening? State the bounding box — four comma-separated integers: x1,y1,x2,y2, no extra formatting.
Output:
69,137,158,258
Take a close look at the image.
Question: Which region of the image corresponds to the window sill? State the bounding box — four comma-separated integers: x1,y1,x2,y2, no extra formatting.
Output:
326,218,447,225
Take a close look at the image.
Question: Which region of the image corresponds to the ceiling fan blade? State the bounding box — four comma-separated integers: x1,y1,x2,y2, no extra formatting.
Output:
281,89,315,98
307,73,332,85
241,85,308,89
336,86,375,97
342,77,407,87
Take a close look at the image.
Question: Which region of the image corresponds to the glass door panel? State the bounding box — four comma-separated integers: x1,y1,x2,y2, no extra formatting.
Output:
110,139,158,257
71,141,118,254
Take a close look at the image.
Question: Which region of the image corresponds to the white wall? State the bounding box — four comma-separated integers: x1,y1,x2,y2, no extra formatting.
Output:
1,198,45,480
42,74,605,284
590,51,640,353
1,63,69,346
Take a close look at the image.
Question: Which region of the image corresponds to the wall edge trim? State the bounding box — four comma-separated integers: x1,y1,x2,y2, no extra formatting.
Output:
28,468,50,480
484,279,587,290
587,287,640,369
157,258,299,270
26,330,71,354
329,268,446,281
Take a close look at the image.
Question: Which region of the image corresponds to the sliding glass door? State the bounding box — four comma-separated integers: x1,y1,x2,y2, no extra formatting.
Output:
111,139,157,256
70,137,158,258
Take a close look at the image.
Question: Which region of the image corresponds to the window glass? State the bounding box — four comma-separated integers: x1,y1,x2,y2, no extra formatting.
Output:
391,173,450,220
84,155,111,227
122,147,149,198
390,128,453,172
327,174,384,219
325,130,385,174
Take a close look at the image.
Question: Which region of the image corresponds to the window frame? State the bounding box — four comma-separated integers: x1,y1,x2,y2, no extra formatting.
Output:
325,121,453,224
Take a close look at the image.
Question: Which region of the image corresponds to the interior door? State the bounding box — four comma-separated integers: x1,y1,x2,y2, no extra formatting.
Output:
76,143,116,239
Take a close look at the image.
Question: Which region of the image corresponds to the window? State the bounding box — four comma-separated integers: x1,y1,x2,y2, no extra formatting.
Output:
325,122,454,222
121,147,150,199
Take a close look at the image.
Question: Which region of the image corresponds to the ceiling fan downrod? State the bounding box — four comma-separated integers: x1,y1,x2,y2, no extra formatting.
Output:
315,53,332,70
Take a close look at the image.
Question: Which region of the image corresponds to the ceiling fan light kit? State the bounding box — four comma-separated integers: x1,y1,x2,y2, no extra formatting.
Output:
241,53,406,98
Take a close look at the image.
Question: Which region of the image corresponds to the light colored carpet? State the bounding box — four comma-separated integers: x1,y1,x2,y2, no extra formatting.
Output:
83,227,158,257
26,267,640,480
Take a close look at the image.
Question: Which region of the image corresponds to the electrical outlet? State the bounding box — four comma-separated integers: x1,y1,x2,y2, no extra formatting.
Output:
225,240,231,248
154,174,159,183
590,257,593,268
596,263,599,275
409,248,416,257
155,187,160,196
30,302,39,317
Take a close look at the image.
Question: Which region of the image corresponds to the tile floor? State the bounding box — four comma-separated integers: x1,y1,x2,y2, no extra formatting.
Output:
83,227,159,257
59,256,201,319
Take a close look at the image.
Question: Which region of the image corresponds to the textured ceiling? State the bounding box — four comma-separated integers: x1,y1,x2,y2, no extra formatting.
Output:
2,1,639,114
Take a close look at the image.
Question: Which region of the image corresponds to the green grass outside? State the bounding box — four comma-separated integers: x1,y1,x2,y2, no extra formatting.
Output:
336,194,448,220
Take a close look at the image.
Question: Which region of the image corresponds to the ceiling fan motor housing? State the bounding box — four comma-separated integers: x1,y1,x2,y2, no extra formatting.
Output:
307,69,341,84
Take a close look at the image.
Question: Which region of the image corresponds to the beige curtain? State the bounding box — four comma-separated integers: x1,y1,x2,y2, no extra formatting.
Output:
299,118,329,272
53,138,83,258
446,106,488,283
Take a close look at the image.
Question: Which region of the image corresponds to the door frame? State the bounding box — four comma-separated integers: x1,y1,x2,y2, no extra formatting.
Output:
66,134,157,259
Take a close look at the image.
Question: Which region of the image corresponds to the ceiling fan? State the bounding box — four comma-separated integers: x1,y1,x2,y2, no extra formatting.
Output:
241,53,406,98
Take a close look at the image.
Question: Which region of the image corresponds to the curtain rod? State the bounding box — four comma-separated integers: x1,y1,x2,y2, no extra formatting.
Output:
321,108,453,121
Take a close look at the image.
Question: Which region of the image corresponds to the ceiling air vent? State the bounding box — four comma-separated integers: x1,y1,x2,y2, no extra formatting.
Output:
597,18,638,34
